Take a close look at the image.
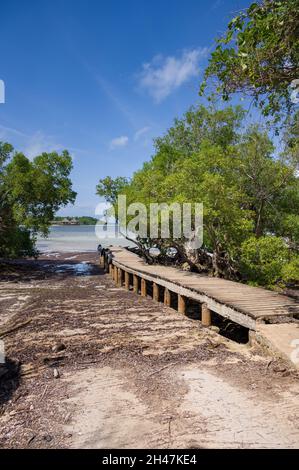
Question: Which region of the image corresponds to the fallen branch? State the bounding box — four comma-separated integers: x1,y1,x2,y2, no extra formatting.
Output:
146,362,179,377
0,319,31,338
43,355,67,364
20,362,51,378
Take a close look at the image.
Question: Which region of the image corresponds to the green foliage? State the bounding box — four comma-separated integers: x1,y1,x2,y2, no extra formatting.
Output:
154,103,245,155
97,103,299,286
201,0,299,122
281,255,299,283
240,236,297,286
0,142,76,258
0,225,37,259
96,176,129,205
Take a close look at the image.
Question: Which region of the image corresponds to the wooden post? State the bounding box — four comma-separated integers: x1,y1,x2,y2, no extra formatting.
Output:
153,283,159,302
117,268,123,287
133,275,139,294
178,294,186,314
164,288,171,307
100,255,105,266
109,264,113,276
141,278,147,297
202,303,212,326
104,259,109,273
124,271,130,290
113,265,118,283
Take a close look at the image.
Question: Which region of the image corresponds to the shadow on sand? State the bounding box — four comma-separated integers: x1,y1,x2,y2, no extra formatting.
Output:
0,358,21,407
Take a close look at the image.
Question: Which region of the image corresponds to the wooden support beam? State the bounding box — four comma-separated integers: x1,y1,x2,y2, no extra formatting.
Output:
109,264,113,276
124,271,130,290
164,288,171,307
117,268,123,287
153,283,159,302
100,255,105,266
104,260,109,273
141,278,147,297
133,275,139,294
178,294,186,314
202,303,212,326
113,265,118,283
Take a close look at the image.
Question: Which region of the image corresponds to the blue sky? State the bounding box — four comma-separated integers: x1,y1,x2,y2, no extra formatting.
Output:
0,0,250,216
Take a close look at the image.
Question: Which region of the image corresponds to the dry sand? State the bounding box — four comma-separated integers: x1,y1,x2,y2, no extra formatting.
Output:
0,252,298,448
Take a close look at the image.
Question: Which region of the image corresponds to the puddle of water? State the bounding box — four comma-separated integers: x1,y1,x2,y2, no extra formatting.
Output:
55,262,92,276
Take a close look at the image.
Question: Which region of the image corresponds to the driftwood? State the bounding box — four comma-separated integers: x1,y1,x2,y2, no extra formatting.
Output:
20,363,46,378
0,319,31,338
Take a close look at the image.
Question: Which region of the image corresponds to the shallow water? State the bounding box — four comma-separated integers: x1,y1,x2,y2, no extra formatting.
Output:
36,225,135,253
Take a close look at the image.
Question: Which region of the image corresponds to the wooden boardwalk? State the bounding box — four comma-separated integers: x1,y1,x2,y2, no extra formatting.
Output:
103,247,299,331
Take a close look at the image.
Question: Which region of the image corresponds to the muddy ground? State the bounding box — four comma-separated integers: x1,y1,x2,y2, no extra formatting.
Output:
0,252,299,449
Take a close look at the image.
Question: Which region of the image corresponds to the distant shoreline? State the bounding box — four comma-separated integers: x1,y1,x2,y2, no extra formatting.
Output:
50,223,98,226
51,216,101,226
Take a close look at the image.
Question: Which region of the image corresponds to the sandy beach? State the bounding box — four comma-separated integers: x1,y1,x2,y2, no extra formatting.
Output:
0,251,299,448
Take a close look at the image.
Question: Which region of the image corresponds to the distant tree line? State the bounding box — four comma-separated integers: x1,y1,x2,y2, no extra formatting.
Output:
53,216,98,225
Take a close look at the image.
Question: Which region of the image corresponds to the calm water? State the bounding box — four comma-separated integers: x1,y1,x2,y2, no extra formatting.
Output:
36,224,135,253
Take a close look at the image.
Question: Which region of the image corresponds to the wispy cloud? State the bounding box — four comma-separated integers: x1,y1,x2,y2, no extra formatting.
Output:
0,124,27,139
134,126,150,141
24,131,63,159
138,48,208,102
109,135,129,150
0,126,59,158
0,125,87,160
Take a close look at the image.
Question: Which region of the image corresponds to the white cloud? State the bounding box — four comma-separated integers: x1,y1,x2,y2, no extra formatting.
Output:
24,131,63,159
138,48,208,102
134,126,150,141
109,135,129,150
